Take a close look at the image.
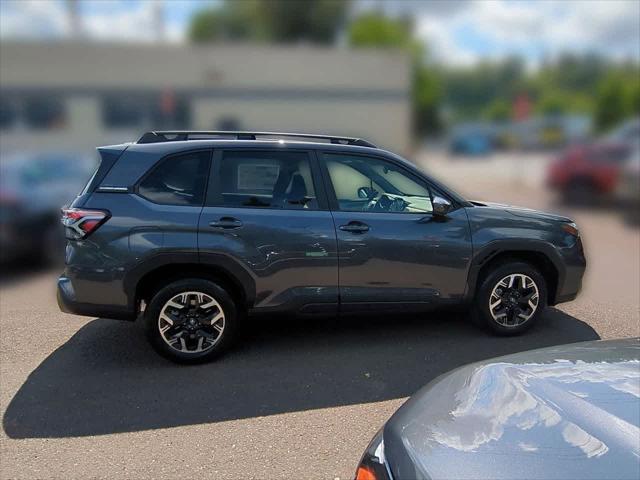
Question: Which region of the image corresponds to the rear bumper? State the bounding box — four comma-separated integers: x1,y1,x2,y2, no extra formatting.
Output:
57,276,136,321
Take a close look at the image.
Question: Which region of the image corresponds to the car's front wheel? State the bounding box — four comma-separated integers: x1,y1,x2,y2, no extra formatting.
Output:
474,261,547,335
144,278,238,363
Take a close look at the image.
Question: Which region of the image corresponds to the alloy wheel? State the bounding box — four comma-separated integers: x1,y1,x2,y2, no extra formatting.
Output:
158,291,225,354
489,274,540,327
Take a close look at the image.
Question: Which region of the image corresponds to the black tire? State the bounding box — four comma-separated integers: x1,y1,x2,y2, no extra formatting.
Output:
473,261,547,336
563,179,595,205
144,278,239,364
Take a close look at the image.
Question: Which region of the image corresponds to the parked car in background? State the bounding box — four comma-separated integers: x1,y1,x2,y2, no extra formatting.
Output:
606,117,640,145
58,131,585,363
0,151,95,265
547,118,639,204
448,124,495,156
617,146,640,223
355,338,640,480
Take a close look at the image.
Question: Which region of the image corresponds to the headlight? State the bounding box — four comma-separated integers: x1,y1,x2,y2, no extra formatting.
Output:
561,222,580,237
354,429,392,480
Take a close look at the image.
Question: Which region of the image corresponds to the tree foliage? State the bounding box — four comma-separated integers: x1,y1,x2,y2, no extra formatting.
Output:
594,70,640,132
189,4,640,136
348,13,442,135
483,99,511,122
445,54,639,130
189,0,349,44
348,13,414,49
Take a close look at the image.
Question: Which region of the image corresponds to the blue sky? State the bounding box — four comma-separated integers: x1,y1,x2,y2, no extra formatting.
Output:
1,0,638,68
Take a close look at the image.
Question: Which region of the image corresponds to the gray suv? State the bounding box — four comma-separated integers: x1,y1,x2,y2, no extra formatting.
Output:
57,131,586,363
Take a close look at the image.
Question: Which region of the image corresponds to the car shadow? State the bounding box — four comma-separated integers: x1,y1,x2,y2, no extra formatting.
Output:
3,308,599,439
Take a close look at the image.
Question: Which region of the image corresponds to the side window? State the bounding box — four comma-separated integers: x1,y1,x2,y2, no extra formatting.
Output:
324,153,433,213
138,151,210,205
211,151,318,210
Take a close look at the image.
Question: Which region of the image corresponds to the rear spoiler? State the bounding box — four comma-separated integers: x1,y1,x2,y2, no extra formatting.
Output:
83,144,129,194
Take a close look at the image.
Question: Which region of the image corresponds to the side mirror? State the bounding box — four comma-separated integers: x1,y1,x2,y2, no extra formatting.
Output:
432,196,452,217
357,186,376,199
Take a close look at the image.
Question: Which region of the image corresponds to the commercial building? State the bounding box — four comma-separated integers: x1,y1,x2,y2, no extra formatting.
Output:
0,42,410,153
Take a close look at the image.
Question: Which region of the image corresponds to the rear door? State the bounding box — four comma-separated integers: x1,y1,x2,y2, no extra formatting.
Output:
198,148,338,314
129,149,211,259
319,151,472,311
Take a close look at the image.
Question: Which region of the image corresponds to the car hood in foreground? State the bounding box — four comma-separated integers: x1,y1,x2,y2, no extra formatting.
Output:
384,338,640,480
471,200,573,223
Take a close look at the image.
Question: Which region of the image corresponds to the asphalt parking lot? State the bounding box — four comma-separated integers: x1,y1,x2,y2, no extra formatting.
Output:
1,152,638,479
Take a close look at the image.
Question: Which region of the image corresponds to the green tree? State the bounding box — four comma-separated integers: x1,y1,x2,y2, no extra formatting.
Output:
595,73,631,131
629,78,640,116
483,99,510,122
189,2,255,42
348,12,413,49
189,0,349,44
348,13,442,135
443,57,525,120
258,0,348,43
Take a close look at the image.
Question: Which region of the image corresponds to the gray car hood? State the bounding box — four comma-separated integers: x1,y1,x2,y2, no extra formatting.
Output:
472,200,573,223
384,339,640,480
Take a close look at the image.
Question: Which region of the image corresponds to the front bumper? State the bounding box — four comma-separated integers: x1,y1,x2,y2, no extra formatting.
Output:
57,275,136,321
553,236,586,305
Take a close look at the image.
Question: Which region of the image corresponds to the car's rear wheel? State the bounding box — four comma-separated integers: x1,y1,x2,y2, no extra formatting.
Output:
474,262,547,335
144,278,238,363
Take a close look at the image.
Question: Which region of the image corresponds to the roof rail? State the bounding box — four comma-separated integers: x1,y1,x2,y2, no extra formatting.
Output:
137,131,377,148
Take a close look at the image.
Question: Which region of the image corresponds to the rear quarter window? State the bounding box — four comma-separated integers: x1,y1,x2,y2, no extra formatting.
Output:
138,151,210,206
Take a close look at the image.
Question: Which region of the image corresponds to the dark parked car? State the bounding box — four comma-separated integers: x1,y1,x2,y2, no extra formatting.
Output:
58,131,586,362
355,338,640,480
0,151,95,265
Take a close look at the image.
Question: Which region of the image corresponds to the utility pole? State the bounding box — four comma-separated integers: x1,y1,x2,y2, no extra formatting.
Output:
66,0,81,38
153,0,165,43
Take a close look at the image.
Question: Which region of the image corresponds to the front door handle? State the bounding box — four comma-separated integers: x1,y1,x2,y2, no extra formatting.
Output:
209,217,243,229
339,221,370,233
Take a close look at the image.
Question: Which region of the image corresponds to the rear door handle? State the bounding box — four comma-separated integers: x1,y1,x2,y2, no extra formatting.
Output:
339,221,370,233
209,217,243,229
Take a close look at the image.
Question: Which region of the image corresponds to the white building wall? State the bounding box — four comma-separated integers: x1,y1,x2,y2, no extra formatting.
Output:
0,43,411,154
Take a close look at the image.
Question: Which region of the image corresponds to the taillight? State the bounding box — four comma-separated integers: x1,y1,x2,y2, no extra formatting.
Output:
61,208,110,240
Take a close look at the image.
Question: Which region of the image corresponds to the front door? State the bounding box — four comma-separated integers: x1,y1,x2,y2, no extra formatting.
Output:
198,149,338,314
319,152,472,311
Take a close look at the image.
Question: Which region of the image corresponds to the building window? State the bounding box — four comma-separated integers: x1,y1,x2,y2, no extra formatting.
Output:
102,93,191,129
24,97,66,129
0,98,17,130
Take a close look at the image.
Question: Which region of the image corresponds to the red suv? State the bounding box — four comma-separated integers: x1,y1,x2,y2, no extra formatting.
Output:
547,142,631,203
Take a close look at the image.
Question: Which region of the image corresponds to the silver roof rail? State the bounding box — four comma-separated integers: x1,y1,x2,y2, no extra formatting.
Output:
137,130,377,148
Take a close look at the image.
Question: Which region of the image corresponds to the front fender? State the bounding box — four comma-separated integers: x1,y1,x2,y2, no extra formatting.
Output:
465,239,565,301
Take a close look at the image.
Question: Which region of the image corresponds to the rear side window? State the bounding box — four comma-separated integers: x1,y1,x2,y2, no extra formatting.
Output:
138,151,210,205
209,151,318,210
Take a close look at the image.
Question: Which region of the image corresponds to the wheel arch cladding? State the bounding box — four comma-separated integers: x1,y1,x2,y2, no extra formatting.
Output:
469,243,561,305
130,255,256,310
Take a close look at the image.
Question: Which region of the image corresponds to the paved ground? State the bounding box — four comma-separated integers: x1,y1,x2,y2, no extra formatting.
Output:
1,152,638,479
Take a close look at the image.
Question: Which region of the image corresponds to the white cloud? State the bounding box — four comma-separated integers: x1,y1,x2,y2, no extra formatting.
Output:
0,0,69,39
414,0,640,67
0,0,183,43
416,17,474,66
1,0,638,67
81,0,159,42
